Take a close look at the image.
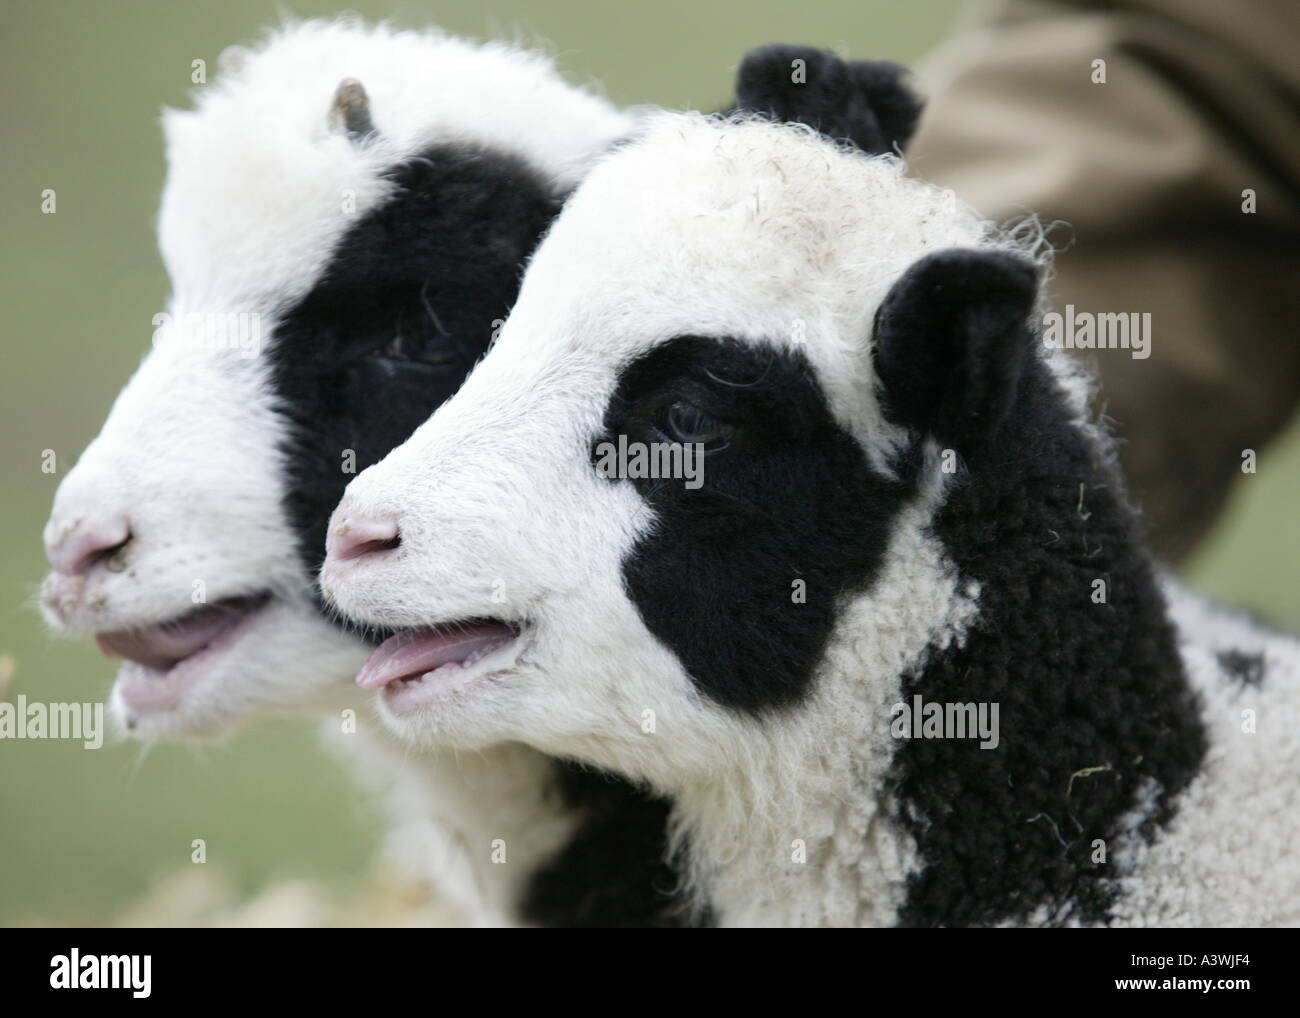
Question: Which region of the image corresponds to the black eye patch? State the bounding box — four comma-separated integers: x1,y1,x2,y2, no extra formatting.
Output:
267,143,563,610
598,336,916,713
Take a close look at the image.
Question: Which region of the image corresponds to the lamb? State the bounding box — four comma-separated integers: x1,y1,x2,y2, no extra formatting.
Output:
39,17,640,925
320,112,1300,927
41,19,923,925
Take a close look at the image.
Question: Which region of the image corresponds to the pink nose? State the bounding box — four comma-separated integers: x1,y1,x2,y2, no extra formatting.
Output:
45,519,132,576
326,515,401,562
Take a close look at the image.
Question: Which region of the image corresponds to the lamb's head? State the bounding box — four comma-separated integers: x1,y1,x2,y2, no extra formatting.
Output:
40,18,632,739
320,113,1039,772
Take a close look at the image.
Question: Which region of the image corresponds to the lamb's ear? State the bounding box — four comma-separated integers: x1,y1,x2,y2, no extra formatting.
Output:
731,44,922,155
846,59,924,153
873,249,1038,453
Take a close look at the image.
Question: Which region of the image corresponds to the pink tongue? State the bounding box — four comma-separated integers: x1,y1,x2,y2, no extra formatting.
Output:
96,602,255,671
357,622,517,689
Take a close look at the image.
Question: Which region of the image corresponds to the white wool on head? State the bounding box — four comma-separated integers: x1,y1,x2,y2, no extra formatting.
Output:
509,112,1031,466
159,17,631,311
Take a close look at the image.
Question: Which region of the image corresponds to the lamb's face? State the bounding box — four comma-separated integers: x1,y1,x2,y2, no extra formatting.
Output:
321,115,1030,778
39,20,629,738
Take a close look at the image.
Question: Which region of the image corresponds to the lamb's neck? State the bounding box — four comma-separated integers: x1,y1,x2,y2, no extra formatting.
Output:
668,740,910,927
321,725,578,926
668,497,980,927
885,359,1207,926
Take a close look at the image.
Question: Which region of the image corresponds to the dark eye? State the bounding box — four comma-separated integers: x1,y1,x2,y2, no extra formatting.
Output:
373,330,460,367
660,401,735,451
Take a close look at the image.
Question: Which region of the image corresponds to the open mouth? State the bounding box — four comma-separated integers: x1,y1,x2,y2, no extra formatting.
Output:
96,594,272,716
357,618,523,711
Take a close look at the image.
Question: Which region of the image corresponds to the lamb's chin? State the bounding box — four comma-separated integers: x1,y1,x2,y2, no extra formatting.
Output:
104,595,360,740
366,657,527,754
359,620,529,747
373,696,517,751
103,600,265,739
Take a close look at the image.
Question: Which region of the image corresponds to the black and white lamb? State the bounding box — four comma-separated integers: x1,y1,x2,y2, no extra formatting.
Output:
321,112,1300,927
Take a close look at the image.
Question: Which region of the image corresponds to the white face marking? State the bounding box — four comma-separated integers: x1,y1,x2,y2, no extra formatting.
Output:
39,19,633,740
43,322,370,735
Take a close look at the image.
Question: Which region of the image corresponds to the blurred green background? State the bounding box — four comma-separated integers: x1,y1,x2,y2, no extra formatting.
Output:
1,0,1297,925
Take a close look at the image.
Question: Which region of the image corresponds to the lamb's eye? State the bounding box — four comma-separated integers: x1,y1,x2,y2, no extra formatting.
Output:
660,401,735,451
374,332,459,367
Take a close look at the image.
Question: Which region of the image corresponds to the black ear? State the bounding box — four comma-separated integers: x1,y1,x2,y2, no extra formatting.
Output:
731,44,923,155
873,250,1038,454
